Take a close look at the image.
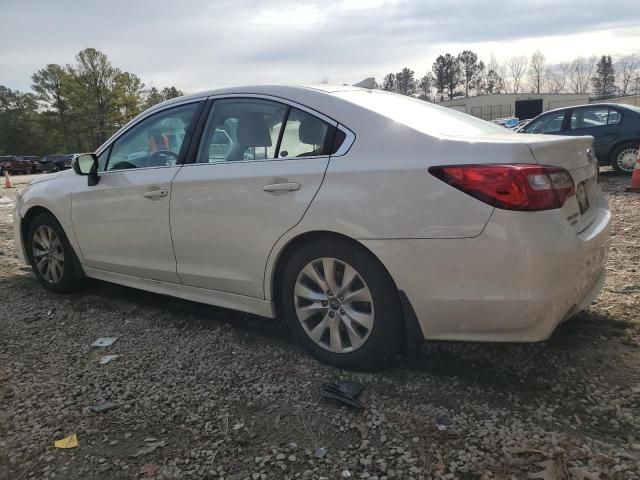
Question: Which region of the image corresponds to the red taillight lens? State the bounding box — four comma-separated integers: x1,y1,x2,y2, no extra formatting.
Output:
429,164,575,211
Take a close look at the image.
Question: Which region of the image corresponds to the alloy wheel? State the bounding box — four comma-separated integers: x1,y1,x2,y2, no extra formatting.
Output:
32,225,64,283
294,257,374,353
617,148,638,173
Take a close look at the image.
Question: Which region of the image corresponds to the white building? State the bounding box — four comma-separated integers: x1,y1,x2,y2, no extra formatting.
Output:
439,93,590,120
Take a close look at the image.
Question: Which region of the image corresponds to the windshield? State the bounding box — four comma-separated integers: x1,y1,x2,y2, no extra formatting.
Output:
334,90,509,137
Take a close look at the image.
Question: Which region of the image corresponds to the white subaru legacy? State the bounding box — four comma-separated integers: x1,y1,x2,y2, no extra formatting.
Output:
14,85,610,369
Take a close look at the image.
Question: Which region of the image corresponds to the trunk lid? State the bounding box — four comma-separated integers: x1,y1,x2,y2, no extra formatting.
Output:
524,134,599,233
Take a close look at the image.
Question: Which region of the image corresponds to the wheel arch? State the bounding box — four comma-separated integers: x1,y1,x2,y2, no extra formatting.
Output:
21,205,85,277
608,138,640,162
267,229,422,352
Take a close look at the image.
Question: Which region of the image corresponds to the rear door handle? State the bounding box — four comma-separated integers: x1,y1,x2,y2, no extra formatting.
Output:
143,189,168,199
262,182,301,192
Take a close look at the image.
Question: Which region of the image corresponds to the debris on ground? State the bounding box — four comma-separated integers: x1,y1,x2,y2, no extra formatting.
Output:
91,337,118,347
314,446,327,459
53,434,78,449
130,440,167,458
320,380,364,409
99,354,119,364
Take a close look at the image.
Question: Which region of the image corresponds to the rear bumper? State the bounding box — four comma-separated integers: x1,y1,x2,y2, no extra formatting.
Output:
360,195,611,342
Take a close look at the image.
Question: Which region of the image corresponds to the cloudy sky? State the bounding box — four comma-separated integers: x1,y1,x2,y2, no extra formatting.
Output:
2,0,639,93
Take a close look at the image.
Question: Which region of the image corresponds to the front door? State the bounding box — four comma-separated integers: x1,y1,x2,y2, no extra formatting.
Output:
71,102,201,282
171,97,336,298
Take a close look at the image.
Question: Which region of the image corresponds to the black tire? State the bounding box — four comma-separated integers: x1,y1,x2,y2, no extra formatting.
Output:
27,213,81,293
280,238,403,370
610,142,639,175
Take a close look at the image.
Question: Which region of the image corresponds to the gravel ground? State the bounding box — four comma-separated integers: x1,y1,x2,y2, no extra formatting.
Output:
0,171,639,480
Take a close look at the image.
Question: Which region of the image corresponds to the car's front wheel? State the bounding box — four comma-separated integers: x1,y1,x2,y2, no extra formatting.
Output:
280,238,403,370
610,142,639,174
27,213,81,293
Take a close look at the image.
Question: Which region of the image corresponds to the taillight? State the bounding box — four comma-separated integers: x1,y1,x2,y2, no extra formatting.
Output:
429,164,575,211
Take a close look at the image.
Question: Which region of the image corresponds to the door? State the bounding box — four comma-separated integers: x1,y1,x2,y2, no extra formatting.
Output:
515,99,543,120
564,106,622,161
71,102,201,282
171,97,336,298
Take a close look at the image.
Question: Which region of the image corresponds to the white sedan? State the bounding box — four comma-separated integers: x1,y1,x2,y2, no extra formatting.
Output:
14,85,610,369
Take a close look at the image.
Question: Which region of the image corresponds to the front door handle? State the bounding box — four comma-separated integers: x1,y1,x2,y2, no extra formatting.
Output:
262,182,301,192
143,189,168,199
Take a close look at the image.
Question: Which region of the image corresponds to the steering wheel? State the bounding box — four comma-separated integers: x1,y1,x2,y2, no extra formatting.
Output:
147,150,179,167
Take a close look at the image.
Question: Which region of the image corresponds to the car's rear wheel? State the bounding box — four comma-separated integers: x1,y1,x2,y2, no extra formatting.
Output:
610,143,639,174
280,238,403,370
27,213,81,293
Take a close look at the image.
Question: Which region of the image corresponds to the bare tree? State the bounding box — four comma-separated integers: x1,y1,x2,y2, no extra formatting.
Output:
508,56,528,93
528,50,546,93
616,53,640,96
568,56,597,94
545,63,569,94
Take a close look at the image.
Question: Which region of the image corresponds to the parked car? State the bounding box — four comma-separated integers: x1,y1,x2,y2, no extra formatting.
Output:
0,155,32,175
519,103,640,174
42,154,73,171
19,155,41,173
14,86,610,369
32,157,57,173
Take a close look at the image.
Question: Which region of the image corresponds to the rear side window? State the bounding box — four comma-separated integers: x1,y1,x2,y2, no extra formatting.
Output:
277,108,331,158
608,109,622,125
569,106,611,130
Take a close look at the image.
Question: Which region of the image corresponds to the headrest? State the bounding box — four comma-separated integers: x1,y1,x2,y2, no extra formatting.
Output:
298,117,326,145
236,112,272,147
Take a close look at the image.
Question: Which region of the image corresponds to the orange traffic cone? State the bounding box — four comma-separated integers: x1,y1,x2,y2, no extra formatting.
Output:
627,148,640,192
4,170,13,189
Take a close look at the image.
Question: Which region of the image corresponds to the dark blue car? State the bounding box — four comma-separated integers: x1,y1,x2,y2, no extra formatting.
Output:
520,103,640,174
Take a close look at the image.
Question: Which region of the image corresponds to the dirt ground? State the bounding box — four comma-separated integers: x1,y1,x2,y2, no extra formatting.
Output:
0,171,638,480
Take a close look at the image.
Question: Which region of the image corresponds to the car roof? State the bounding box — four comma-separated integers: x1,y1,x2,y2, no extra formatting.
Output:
540,102,640,116
145,84,363,113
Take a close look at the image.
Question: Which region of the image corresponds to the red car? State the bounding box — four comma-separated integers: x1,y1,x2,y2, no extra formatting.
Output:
0,156,32,176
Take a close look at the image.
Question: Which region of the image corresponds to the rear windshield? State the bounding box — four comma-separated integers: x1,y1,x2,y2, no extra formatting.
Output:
334,90,509,137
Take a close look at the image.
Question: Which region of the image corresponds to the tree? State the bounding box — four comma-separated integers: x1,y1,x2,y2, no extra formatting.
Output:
568,56,597,94
418,73,434,100
457,50,484,97
31,64,72,151
161,86,183,100
432,54,461,101
66,48,122,149
507,56,528,93
592,55,616,98
114,72,145,127
482,70,504,94
382,73,396,92
395,68,417,96
0,86,43,155
528,50,546,94
545,63,568,94
616,53,640,96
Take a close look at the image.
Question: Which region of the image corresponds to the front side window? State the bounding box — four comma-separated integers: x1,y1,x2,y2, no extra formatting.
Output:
525,111,566,134
569,106,610,130
105,103,199,171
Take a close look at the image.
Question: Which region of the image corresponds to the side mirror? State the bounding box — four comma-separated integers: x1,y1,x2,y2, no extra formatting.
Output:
73,153,100,186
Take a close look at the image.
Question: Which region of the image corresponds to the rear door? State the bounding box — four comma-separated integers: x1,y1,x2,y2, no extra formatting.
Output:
564,106,621,161
170,96,336,298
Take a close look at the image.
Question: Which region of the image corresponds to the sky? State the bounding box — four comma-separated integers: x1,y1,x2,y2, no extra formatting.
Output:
1,0,639,93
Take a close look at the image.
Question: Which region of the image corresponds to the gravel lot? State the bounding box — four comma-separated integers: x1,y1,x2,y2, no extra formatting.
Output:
1,171,639,480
